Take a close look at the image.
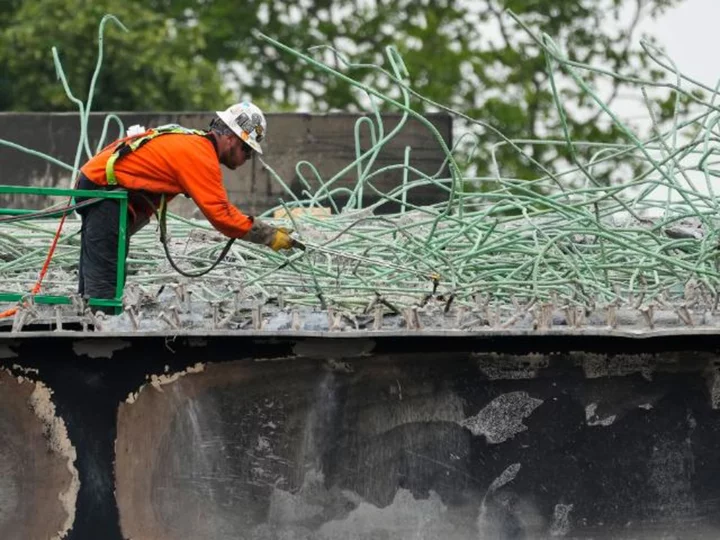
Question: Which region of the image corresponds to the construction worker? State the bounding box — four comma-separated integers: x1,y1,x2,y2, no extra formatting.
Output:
75,101,294,303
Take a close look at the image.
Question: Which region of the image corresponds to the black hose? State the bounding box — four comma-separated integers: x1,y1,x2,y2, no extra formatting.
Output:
157,200,236,278
0,197,103,224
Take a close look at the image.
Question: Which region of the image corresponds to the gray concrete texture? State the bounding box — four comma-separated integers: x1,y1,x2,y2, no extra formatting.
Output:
0,112,451,217
0,370,76,540
117,352,720,540
4,333,720,539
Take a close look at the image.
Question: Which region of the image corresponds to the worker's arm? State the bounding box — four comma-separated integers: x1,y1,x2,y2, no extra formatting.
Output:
172,138,293,250
173,140,254,238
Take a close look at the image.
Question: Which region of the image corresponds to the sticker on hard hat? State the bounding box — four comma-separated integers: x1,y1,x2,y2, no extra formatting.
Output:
234,112,264,140
234,113,251,130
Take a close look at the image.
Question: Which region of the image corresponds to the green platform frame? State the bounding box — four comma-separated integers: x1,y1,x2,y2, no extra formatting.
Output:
0,185,128,315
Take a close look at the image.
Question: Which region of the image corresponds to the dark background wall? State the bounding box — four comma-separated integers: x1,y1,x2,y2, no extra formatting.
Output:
0,112,452,217
3,332,720,540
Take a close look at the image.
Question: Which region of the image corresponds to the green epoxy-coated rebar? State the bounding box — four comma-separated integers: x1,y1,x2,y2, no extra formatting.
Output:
5,12,720,320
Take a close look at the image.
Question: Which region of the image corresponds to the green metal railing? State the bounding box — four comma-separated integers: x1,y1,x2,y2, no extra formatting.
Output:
0,185,128,315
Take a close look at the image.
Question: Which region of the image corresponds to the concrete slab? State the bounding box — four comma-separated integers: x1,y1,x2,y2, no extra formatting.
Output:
0,370,77,540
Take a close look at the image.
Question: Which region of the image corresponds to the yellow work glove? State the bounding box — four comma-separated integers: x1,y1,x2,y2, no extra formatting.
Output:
268,227,294,251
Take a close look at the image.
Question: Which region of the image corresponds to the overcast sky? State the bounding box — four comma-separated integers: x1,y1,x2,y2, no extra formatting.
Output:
643,0,720,86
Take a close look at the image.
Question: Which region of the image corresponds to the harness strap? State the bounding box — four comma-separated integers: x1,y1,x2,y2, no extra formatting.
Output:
105,124,208,185
103,125,234,277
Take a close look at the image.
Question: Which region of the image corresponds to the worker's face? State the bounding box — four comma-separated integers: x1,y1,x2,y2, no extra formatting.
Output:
221,135,253,169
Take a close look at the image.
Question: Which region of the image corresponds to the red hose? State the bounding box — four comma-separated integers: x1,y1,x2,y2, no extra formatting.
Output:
0,190,76,319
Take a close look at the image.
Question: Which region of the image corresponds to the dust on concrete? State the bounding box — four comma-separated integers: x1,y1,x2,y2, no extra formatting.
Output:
267,468,326,525
581,353,656,380
474,353,549,380
316,488,465,540
252,467,480,539
477,463,545,538
585,403,617,427
706,367,720,410
460,392,543,444
549,503,574,537
28,380,80,540
646,438,696,519
486,463,521,494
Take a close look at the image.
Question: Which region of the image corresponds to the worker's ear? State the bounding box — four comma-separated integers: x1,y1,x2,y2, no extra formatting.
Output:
218,133,235,154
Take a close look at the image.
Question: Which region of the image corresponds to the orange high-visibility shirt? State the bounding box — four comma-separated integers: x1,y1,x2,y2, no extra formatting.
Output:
80,132,253,238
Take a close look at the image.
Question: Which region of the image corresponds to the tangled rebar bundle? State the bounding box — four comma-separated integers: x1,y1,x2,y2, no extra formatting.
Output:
2,12,720,332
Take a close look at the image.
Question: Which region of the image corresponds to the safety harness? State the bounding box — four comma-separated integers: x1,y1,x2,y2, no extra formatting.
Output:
105,124,207,185
106,124,236,278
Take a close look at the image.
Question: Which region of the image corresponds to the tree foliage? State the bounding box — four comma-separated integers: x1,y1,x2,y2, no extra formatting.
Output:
0,0,688,180
0,0,229,112
148,0,686,180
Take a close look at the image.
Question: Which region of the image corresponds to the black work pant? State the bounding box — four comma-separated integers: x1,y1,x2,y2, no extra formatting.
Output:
78,198,130,302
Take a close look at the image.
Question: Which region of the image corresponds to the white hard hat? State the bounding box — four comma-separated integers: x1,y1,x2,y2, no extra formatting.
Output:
216,101,267,154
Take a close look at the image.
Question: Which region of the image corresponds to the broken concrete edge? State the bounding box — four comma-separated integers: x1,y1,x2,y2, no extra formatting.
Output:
0,366,79,540
11,363,39,375
126,362,206,404
2,327,720,339
31,382,80,540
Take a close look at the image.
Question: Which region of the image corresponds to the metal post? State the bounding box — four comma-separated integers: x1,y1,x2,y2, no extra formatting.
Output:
114,194,128,315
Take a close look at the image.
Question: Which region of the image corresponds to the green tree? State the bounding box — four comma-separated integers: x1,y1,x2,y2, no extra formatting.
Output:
0,0,230,112
1,0,689,182
145,0,686,181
